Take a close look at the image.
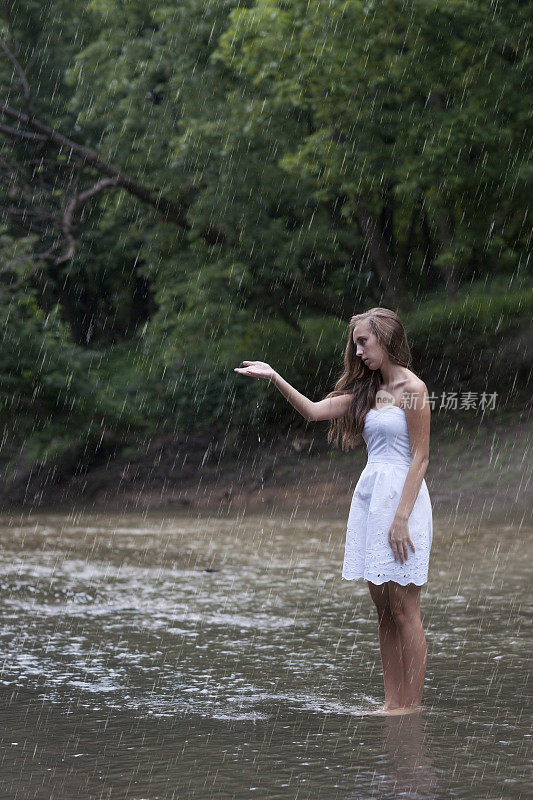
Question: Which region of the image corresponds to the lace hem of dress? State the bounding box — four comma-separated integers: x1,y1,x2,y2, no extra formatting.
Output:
341,573,428,587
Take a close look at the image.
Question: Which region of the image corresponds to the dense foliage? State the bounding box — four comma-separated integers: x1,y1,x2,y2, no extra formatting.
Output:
0,0,531,476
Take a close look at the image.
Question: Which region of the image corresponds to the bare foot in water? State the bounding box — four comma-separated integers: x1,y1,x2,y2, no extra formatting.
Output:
377,705,422,716
351,705,422,717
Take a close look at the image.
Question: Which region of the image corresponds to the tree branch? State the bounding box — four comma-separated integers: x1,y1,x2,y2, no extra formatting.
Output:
0,122,46,141
0,36,34,113
0,103,227,243
54,177,120,266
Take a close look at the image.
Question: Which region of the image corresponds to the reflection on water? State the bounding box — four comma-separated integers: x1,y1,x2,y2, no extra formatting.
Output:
0,511,530,798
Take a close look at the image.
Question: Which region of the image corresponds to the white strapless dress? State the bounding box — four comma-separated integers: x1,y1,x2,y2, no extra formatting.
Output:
342,405,433,586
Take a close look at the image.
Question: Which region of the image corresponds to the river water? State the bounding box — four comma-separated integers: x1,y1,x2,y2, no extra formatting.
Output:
0,510,530,799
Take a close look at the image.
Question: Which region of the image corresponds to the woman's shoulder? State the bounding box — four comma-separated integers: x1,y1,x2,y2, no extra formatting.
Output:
400,371,429,411
402,370,427,390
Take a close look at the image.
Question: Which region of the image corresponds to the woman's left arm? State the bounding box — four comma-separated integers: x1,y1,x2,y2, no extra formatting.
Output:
388,383,430,564
395,383,430,520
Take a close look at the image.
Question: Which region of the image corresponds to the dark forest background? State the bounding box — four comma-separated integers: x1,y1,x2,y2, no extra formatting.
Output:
0,0,531,498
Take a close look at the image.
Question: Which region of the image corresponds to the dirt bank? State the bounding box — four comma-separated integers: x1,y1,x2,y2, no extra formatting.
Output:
3,405,531,523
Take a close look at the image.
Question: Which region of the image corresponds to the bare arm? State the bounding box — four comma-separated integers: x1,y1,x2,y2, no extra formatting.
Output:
387,383,431,565
394,384,431,521
233,361,352,422
272,373,352,421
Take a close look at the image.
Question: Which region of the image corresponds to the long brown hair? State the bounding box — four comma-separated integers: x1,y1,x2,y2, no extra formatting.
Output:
326,308,412,451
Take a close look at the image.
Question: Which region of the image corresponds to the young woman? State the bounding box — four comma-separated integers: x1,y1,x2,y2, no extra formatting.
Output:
234,307,433,716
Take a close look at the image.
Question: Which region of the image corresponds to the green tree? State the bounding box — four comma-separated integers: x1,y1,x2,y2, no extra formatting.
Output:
214,0,531,299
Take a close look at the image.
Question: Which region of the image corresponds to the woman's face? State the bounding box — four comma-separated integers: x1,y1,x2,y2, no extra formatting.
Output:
352,322,385,370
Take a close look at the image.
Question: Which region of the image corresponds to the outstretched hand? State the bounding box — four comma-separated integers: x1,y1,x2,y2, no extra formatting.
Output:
234,361,276,381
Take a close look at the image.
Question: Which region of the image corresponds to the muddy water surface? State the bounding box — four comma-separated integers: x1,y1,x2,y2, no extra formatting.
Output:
0,511,530,799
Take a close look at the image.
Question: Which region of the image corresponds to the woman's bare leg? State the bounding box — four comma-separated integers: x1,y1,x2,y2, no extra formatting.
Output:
388,581,427,707
368,581,405,709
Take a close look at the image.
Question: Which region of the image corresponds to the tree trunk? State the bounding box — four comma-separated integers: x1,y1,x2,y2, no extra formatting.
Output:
356,202,412,312
46,261,95,345
437,209,459,300
420,207,435,275
426,91,460,300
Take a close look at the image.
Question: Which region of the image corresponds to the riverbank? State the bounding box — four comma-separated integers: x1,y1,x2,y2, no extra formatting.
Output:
3,403,531,523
